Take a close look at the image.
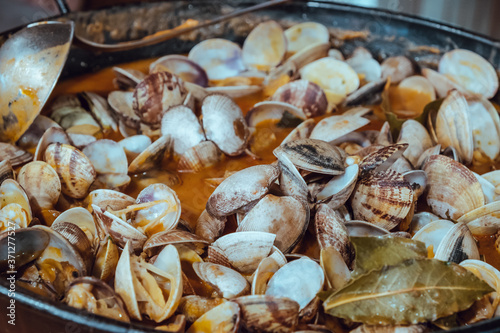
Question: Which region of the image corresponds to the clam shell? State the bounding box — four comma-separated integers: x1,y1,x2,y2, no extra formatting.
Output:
245,101,306,128
143,229,209,256
397,120,433,167
112,67,145,89
242,20,286,71
271,80,328,118
347,56,382,82
44,143,96,199
178,296,227,323
0,143,32,167
212,231,276,274
0,228,49,273
161,105,205,156
237,195,309,253
410,211,440,234
358,143,408,178
133,72,187,126
0,179,32,221
380,56,414,84
17,115,61,150
92,237,118,282
51,222,93,272
316,164,359,208
423,155,484,220
201,94,249,156
150,54,209,87
188,38,245,80
343,79,387,108
314,204,354,268
17,161,60,211
206,164,279,217
412,219,454,256
458,201,500,236
186,301,240,333
80,92,118,132
281,119,315,145
309,114,370,143
67,133,96,150
118,135,152,161
0,160,14,184
274,138,346,175
265,258,324,311
178,141,222,173
194,209,227,243
466,96,500,160
439,49,498,99
344,220,390,237
108,91,141,129
128,135,172,174
351,169,413,230
251,256,284,295
52,207,97,245
277,153,309,202
284,22,329,54
193,262,250,298
205,85,262,99
482,170,500,202
235,295,300,333
114,242,141,320
285,42,330,70
434,222,479,263
82,139,128,174
320,247,351,291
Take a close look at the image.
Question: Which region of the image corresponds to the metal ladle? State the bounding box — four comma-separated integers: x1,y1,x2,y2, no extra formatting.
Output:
0,21,74,143
56,0,291,52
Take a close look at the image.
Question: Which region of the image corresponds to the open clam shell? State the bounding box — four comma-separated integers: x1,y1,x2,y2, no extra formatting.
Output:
0,228,50,273
127,135,172,174
397,120,433,167
466,96,500,160
316,164,359,209
434,222,479,263
193,262,250,298
149,54,209,87
178,140,222,173
89,189,135,212
251,256,284,295
320,246,351,291
458,201,500,236
143,229,209,256
277,153,309,202
284,22,329,54
281,119,315,145
186,301,240,333
0,142,32,167
245,101,306,128
380,56,414,84
92,237,119,282
118,135,152,161
0,179,32,222
309,114,370,144
161,105,205,156
242,20,286,71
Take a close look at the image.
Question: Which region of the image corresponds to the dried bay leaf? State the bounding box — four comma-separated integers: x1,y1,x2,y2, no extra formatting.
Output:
351,236,427,275
323,259,494,325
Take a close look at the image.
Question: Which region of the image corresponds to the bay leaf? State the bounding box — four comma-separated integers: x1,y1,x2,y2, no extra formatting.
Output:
351,236,427,275
323,259,494,325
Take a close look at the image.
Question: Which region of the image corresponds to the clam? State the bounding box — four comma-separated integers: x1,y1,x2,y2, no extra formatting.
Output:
131,183,181,236
316,164,359,208
211,231,276,274
205,85,262,99
274,138,346,175
309,114,370,143
358,143,408,178
206,164,279,217
52,207,97,247
80,92,118,132
34,126,73,162
178,140,222,173
320,247,351,291
193,262,250,298
438,49,498,99
149,54,209,87
201,94,249,156
314,204,354,268
67,133,96,150
0,142,32,167
281,119,316,145
186,301,240,333
346,50,381,82
118,135,152,162
397,120,433,167
65,276,129,322
194,209,227,243
482,170,500,202
0,160,14,184
108,90,141,130
351,169,413,230
178,296,227,323
133,72,187,126
44,143,96,199
188,38,245,80
457,201,500,236
161,105,206,156
434,222,480,263
237,195,309,253
127,135,172,174
277,153,309,202
17,115,61,150
112,66,145,89
246,101,306,128
235,295,300,332
0,228,50,273
284,22,329,54
0,203,30,231
271,80,328,118
466,96,500,160
143,229,209,256
0,179,33,222
242,20,287,71
410,211,440,234
412,219,454,256
285,41,330,71
300,57,360,106
251,256,285,295
380,56,414,84
265,258,324,311
82,139,128,175
342,79,387,107
422,67,468,98
51,221,94,272
423,155,484,220
92,237,119,282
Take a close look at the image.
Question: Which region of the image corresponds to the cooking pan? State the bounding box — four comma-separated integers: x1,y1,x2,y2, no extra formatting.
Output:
1,1,500,332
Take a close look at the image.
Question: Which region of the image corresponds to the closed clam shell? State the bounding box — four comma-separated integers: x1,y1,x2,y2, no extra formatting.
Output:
397,120,433,167
265,258,324,311
271,80,328,118
193,262,250,299
458,201,500,235
82,139,128,175
314,204,354,268
128,135,172,174
439,49,498,99
236,195,309,253
380,56,414,84
274,138,346,175
0,142,32,167
201,94,249,156
309,114,370,143
194,209,227,243
178,140,222,173
188,38,245,81
161,105,205,156
281,119,315,145
44,143,96,199
434,222,479,264
206,164,279,217
143,229,209,256
186,301,240,333
133,72,187,126
93,205,147,252
423,155,484,220
17,161,60,211
212,231,276,274
34,126,73,161
235,295,300,333
242,20,287,71
351,169,413,230
284,22,329,54
150,54,209,87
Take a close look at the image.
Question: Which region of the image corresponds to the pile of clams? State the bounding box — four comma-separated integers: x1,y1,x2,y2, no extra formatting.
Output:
2,18,500,333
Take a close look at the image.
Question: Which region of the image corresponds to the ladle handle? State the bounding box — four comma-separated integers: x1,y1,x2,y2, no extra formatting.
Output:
54,0,71,14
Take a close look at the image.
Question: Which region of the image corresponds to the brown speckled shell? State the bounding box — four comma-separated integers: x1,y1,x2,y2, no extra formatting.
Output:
272,80,328,118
